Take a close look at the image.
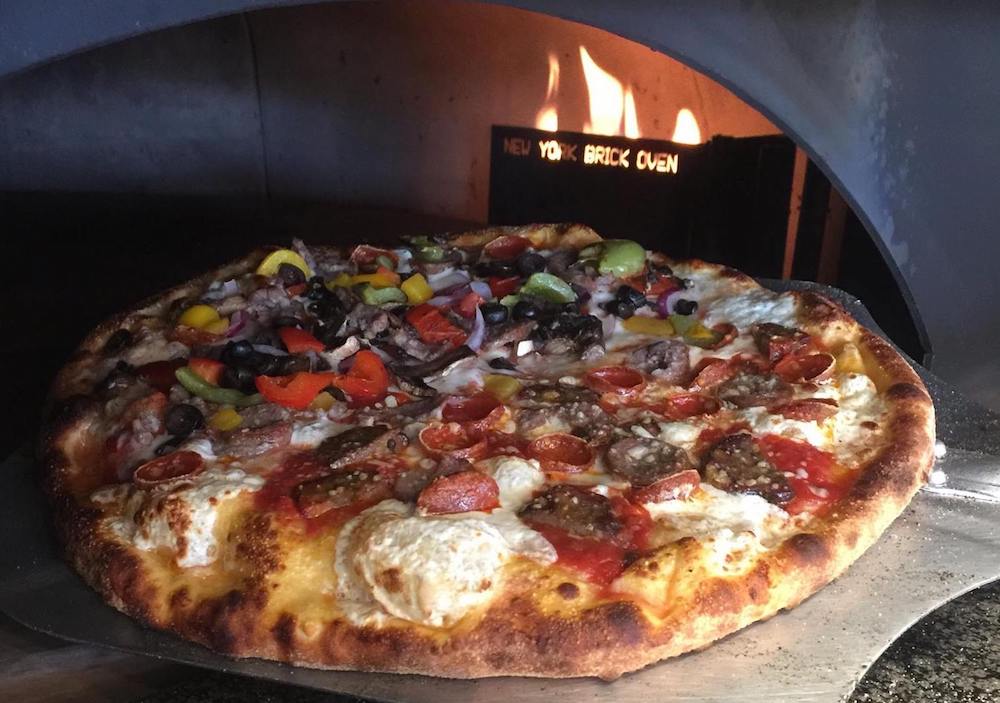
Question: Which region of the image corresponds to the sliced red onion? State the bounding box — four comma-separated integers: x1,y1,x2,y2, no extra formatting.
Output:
656,289,684,318
469,280,493,299
292,238,318,275
427,284,472,308
225,309,249,337
252,343,288,357
466,307,486,351
430,270,470,293
601,313,618,338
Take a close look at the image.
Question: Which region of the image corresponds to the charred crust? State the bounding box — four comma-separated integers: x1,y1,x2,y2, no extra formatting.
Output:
885,382,930,403
784,533,829,568
556,582,579,600
271,612,297,655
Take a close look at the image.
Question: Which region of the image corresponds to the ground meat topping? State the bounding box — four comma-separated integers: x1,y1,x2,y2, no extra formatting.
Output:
715,372,794,408
315,425,408,469
518,485,622,542
605,437,694,487
628,340,690,383
700,433,793,504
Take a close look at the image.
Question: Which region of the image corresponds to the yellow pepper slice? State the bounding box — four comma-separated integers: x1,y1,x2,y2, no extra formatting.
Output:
400,273,433,304
326,272,353,289
351,271,401,288
309,391,336,411
203,317,230,335
484,374,523,400
178,304,221,329
208,407,243,431
622,316,675,337
255,249,313,278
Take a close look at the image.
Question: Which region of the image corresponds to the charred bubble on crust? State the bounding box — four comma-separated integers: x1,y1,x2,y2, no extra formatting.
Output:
701,433,793,505
315,425,407,469
785,533,830,569
715,372,793,409
597,601,646,646
605,437,694,487
518,485,622,542
271,612,297,655
556,582,580,600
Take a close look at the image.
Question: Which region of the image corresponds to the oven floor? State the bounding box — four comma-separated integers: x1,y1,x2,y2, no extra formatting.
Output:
3,193,996,702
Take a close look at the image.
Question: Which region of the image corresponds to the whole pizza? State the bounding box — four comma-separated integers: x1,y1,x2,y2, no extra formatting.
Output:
41,224,934,679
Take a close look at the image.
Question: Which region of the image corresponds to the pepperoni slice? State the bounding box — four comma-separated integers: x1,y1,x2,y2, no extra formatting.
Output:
441,392,503,434
418,423,488,461
484,235,531,260
133,450,204,487
417,470,500,514
756,434,853,515
773,398,838,422
650,392,720,420
584,366,645,395
527,433,593,473
773,352,836,383
631,469,701,504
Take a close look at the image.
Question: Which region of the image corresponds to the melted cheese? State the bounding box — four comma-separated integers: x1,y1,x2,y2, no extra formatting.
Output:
335,500,554,627
644,485,793,549
701,289,799,331
98,468,264,567
482,456,546,510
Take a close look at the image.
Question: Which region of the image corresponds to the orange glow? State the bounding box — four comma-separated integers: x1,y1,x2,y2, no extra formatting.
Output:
534,53,560,132
623,87,640,139
580,47,640,137
671,108,702,145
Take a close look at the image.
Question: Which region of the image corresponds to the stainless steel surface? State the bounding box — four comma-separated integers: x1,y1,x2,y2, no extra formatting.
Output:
1,282,997,702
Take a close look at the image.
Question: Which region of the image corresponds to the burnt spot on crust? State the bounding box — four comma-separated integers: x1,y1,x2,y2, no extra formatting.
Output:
376,568,404,594
271,612,297,655
697,579,740,617
232,514,282,576
170,587,191,611
745,562,771,604
885,382,930,403
556,582,580,600
785,533,829,569
599,601,646,646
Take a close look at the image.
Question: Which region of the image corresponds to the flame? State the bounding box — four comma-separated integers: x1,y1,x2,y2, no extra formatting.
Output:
534,53,560,132
623,88,640,139
671,108,702,145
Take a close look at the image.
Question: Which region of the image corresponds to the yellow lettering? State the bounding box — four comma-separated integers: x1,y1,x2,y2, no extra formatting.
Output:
666,153,679,173
538,139,562,161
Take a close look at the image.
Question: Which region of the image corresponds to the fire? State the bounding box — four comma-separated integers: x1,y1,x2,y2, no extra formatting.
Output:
534,47,644,138
534,53,560,132
671,108,702,145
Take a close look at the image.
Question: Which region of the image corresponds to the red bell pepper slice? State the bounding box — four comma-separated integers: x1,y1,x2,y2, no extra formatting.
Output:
255,372,338,410
329,350,389,407
188,357,225,385
405,304,468,347
484,235,531,260
417,470,500,514
350,245,398,267
278,326,326,354
456,291,484,319
487,276,521,298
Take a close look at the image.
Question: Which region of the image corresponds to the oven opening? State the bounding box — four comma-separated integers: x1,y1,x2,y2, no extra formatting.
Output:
1,0,930,452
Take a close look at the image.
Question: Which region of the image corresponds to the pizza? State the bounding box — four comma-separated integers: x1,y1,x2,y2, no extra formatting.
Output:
40,223,934,679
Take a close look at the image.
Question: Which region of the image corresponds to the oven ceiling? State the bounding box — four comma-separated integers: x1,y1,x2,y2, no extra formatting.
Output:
3,0,999,404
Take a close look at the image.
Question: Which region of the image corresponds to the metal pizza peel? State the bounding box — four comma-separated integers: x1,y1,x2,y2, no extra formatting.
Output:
1,281,998,703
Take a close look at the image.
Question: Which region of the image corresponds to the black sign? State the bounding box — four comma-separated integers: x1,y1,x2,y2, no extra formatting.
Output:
488,126,795,278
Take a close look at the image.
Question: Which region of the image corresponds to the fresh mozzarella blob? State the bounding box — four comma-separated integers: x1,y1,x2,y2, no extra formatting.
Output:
701,289,799,331
290,414,343,447
104,468,265,567
644,485,792,548
830,372,885,463
737,407,832,449
335,500,554,627
656,421,702,452
425,357,489,395
483,456,546,510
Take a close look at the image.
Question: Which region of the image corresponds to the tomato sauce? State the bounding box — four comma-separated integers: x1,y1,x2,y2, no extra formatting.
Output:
756,434,854,515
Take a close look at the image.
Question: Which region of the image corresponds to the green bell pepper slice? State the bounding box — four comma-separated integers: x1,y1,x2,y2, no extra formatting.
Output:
520,272,577,303
175,367,262,407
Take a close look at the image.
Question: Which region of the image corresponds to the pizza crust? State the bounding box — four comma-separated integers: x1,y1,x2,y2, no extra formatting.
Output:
39,225,935,679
